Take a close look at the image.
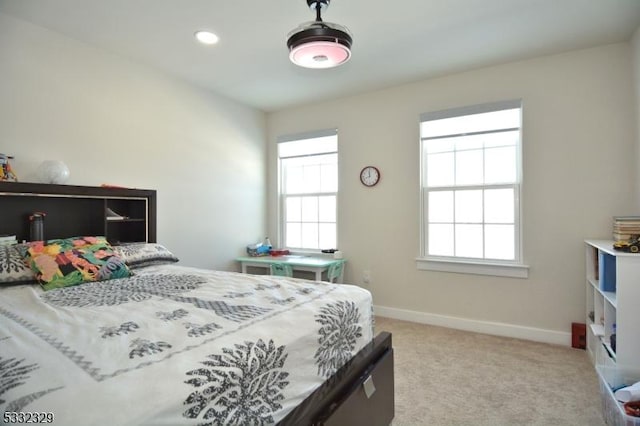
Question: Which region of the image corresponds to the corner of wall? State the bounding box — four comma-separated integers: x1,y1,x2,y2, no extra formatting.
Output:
631,26,640,211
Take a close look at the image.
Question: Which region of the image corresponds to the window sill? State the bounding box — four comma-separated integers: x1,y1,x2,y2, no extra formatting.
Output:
287,249,336,259
416,257,529,279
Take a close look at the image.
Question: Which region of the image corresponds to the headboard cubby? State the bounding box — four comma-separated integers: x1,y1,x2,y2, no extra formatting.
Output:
0,182,156,245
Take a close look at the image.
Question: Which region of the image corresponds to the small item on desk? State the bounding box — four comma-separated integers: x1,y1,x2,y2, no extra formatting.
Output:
321,249,344,259
270,249,290,256
246,242,271,257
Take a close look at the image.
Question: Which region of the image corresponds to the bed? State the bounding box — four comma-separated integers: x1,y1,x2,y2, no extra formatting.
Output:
0,183,394,426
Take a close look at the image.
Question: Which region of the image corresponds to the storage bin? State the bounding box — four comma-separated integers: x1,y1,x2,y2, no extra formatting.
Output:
599,251,617,292
597,343,622,389
602,350,622,390
599,374,640,426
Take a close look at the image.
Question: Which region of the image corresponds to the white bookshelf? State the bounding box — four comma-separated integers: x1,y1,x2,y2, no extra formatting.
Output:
585,240,640,424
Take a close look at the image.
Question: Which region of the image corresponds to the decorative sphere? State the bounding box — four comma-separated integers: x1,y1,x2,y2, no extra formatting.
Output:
38,160,70,184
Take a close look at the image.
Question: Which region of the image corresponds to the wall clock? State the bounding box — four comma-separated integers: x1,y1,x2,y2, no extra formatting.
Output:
360,166,380,187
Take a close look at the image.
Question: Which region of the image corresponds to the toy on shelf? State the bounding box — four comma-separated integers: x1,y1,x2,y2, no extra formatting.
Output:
613,236,640,253
0,154,18,182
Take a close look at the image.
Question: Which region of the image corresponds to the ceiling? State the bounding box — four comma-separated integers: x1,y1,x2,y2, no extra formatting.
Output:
1,0,640,112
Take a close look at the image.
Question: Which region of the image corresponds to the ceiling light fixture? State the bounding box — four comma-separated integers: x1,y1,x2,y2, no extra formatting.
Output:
194,30,219,45
287,0,352,69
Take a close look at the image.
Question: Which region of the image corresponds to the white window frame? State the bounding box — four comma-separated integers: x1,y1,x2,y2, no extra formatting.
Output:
417,100,529,278
277,129,338,253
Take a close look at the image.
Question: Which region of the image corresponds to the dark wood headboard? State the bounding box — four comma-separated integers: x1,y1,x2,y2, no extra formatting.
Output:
0,182,156,244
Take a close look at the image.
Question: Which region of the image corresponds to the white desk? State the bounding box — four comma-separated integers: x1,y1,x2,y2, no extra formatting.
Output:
236,255,345,283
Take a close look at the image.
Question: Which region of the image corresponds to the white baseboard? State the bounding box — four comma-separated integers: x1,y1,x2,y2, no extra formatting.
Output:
374,305,572,347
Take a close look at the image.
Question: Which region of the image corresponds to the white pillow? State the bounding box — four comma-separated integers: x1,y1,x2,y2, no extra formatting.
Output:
114,243,179,269
0,244,37,285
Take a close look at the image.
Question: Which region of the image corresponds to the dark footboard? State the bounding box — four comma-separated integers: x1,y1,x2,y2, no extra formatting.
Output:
279,331,394,426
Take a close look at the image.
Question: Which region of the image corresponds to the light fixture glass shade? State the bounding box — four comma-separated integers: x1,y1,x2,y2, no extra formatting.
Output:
289,41,350,68
38,160,70,184
287,21,352,69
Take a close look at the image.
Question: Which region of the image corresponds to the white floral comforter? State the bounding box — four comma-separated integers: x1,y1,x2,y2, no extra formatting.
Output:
0,265,373,425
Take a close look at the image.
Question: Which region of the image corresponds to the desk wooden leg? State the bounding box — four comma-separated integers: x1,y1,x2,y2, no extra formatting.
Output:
315,269,322,281
241,264,248,274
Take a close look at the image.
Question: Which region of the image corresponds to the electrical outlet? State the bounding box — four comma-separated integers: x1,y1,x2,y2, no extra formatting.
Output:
362,270,371,284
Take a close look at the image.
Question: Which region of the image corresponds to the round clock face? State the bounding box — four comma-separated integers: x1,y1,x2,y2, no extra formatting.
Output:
360,166,380,187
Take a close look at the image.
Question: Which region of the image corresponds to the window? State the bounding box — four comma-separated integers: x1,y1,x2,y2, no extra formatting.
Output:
418,100,528,278
278,130,338,251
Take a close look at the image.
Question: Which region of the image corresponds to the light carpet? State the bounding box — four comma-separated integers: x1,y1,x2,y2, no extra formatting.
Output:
375,316,604,426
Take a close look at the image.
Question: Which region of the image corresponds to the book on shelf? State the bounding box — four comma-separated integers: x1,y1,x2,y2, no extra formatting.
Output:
614,228,640,233
613,216,640,228
612,216,640,241
613,233,639,241
613,216,640,221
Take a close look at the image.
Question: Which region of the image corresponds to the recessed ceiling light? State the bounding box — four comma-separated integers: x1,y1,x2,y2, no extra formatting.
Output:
194,31,219,45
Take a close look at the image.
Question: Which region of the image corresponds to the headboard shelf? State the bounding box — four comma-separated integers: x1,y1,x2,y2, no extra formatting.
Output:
0,182,156,244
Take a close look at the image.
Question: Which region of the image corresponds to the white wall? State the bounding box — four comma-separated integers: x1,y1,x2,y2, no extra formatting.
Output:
0,13,267,270
632,27,640,211
3,10,636,344
267,43,637,344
